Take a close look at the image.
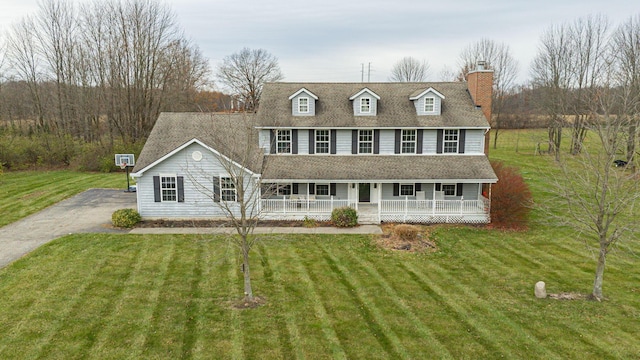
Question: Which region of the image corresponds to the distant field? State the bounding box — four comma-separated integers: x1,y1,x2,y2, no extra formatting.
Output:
0,171,126,227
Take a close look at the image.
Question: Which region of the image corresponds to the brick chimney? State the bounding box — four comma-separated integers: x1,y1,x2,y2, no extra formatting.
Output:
466,61,494,123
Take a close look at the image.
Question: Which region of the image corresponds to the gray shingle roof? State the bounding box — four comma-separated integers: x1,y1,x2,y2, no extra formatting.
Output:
262,155,498,182
132,112,262,174
256,82,489,128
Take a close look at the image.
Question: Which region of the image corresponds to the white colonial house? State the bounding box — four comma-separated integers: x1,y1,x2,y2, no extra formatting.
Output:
131,65,498,224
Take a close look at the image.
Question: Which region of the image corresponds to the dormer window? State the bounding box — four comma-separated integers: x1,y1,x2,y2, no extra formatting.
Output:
289,88,318,116
410,87,445,115
424,97,434,112
298,97,309,113
349,88,380,116
360,98,371,113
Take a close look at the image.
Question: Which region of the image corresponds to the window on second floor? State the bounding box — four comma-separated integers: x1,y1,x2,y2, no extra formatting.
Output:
443,129,459,153
360,97,371,113
401,129,416,154
298,97,309,113
277,130,291,154
315,130,330,154
424,97,435,112
358,130,373,154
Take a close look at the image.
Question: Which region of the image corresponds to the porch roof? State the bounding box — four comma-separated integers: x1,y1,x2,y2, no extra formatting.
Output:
262,155,498,182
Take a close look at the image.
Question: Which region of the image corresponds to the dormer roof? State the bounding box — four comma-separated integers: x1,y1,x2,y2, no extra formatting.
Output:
409,87,445,100
288,87,318,100
349,87,380,100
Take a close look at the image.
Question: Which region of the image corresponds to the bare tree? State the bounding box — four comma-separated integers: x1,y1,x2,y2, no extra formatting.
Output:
458,39,519,149
544,94,640,300
610,15,640,166
388,56,430,82
531,15,610,158
216,48,284,111
185,114,267,304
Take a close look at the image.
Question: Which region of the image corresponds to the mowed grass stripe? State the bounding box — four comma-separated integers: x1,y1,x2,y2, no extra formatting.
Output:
328,243,454,358
289,242,348,359
34,237,143,358
399,261,545,359
256,243,300,359
315,242,410,360
3,243,112,359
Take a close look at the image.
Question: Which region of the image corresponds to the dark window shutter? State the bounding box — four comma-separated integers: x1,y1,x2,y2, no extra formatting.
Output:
177,176,184,202
352,130,358,154
457,183,463,196
292,129,298,154
394,129,401,154
415,183,421,192
436,130,443,154
153,176,161,202
330,130,337,154
436,183,441,191
270,130,276,154
212,176,220,202
458,129,466,154
309,183,315,195
292,183,299,194
417,129,424,154
309,130,314,154
330,183,337,196
393,183,399,196
374,129,380,154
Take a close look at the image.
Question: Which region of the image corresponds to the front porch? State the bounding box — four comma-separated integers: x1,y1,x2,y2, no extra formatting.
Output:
259,196,491,224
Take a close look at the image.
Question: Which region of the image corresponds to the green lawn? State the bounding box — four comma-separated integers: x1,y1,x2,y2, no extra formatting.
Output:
0,231,637,359
0,130,638,358
0,170,126,227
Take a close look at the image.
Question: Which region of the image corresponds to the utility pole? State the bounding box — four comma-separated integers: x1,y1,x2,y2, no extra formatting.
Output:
368,62,371,82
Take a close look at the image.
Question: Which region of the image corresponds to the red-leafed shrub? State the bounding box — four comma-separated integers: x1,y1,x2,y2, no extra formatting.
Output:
490,160,532,229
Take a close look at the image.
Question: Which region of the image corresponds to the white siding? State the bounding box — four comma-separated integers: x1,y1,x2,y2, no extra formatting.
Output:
462,183,479,200
336,129,351,154
464,129,485,154
136,143,258,219
423,130,437,154
259,129,270,154
379,129,395,154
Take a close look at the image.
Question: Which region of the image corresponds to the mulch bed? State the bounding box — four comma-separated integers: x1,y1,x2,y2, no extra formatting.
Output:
136,219,333,228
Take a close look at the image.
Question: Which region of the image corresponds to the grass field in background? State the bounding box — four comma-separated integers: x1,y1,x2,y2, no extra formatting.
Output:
0,170,126,227
0,130,638,358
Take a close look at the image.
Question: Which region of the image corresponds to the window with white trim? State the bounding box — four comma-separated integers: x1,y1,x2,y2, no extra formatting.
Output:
424,97,435,112
298,97,309,113
277,130,291,154
401,129,416,154
277,184,292,196
358,130,373,154
444,129,459,153
400,184,414,196
360,97,371,113
161,175,177,202
315,130,330,154
442,184,456,196
220,177,236,201
316,184,329,196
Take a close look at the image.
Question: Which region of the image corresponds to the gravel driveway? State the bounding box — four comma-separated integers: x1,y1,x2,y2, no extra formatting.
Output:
0,189,137,269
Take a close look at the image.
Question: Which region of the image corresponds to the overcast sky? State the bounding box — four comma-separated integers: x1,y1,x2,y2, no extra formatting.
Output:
1,0,639,86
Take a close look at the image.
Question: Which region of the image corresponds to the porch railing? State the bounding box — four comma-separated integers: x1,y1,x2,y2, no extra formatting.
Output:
379,197,488,215
260,196,350,215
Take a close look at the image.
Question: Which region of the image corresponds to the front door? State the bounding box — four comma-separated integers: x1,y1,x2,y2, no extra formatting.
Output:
358,183,370,202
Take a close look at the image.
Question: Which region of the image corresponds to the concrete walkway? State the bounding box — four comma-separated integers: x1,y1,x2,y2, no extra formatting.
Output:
0,189,137,269
129,225,383,235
